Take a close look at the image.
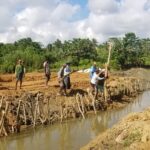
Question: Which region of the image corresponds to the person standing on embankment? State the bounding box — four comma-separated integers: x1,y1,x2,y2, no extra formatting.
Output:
43,60,51,87
57,64,67,96
64,63,71,90
90,69,105,99
98,63,109,100
15,59,25,90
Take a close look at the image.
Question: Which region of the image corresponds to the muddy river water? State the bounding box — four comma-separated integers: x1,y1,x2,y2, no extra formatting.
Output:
0,91,150,150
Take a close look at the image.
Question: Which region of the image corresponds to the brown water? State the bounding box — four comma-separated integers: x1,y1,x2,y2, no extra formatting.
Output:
0,91,150,150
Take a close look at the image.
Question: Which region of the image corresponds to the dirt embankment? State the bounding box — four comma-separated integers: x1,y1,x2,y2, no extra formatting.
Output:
81,107,150,150
0,68,150,137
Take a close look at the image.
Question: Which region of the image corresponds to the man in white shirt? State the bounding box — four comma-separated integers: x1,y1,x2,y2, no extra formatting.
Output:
64,63,71,90
91,69,105,99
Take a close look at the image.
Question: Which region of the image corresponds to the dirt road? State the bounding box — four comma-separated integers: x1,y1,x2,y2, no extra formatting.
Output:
0,72,90,96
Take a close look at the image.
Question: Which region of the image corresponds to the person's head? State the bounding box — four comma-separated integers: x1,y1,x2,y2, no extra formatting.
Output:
93,62,96,67
95,69,100,74
62,64,67,68
45,60,48,64
66,62,70,66
18,59,22,64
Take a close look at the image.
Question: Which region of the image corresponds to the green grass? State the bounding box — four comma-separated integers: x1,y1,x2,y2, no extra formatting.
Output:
123,130,141,147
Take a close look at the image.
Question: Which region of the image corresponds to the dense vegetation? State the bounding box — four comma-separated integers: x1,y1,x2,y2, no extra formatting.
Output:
0,32,150,73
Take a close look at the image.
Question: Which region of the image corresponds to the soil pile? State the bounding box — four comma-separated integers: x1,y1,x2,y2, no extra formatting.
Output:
81,107,150,150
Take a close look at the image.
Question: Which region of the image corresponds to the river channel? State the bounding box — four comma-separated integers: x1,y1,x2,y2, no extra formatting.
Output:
0,91,150,150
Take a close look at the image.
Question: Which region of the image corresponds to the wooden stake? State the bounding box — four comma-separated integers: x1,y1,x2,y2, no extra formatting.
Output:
87,90,97,114
0,111,5,135
79,94,85,114
76,94,85,119
0,96,3,110
60,103,63,123
22,103,27,125
16,100,21,119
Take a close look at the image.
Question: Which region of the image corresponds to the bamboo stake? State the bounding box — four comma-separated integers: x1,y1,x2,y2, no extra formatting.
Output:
0,111,5,135
60,104,63,123
47,98,51,123
0,96,3,110
85,95,90,110
33,98,38,127
16,100,21,119
87,90,97,114
22,103,27,125
2,126,8,136
90,92,97,115
26,102,34,124
5,101,9,115
107,42,113,66
76,94,85,119
0,103,8,136
104,42,113,102
79,94,85,114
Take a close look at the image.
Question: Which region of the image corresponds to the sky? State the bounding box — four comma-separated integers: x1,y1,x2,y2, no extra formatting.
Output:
0,0,150,45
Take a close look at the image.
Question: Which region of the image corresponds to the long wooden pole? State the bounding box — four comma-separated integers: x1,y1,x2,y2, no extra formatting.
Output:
107,42,113,66
104,42,113,102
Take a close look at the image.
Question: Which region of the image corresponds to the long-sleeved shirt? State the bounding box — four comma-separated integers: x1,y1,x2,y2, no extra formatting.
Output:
58,67,64,78
64,65,71,76
91,72,104,85
90,66,97,79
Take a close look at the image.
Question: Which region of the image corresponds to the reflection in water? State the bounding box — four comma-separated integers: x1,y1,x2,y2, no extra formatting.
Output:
0,91,150,150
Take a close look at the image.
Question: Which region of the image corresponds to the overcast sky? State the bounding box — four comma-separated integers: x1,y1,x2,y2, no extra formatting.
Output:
0,0,150,45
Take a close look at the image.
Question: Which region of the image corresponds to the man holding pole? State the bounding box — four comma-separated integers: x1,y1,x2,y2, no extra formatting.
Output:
57,64,67,96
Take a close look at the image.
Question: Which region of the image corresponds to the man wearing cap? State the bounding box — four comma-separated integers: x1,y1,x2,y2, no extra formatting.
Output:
15,59,25,90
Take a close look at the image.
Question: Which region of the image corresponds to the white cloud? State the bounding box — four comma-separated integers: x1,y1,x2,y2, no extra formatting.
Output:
83,0,150,42
88,0,119,14
0,0,150,45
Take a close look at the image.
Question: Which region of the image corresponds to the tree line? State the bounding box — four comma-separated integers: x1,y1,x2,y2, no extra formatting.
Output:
0,32,150,73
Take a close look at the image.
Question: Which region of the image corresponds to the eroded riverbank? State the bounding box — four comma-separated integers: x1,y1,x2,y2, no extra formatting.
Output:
1,91,150,150
82,91,150,150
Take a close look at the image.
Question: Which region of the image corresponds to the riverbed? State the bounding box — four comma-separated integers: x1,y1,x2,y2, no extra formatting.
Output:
0,91,150,150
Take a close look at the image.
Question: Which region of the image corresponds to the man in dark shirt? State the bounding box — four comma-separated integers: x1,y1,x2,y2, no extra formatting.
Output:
97,64,108,100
